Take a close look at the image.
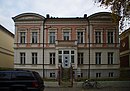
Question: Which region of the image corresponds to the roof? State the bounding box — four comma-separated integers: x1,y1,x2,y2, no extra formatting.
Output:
88,12,112,19
12,13,45,22
0,24,14,38
88,12,120,22
120,28,130,37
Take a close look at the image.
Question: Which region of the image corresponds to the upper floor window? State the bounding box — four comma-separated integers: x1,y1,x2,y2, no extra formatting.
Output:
108,52,113,64
95,52,101,64
78,53,83,64
32,53,37,64
50,53,55,64
20,53,25,64
63,32,69,41
32,32,37,43
77,32,83,43
95,32,101,43
108,32,114,43
20,32,26,43
49,32,55,44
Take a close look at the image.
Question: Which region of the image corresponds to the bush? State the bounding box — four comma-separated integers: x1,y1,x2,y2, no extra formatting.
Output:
0,67,13,70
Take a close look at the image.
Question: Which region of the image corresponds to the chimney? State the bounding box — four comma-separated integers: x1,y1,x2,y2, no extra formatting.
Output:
46,14,50,18
84,14,87,18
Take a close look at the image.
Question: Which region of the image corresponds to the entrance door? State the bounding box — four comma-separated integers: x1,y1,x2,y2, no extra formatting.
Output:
62,55,70,68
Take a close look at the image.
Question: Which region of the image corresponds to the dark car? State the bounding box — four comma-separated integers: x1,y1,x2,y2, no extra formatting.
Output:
0,69,44,91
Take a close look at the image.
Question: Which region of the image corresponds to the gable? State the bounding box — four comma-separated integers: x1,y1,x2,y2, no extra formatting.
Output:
12,13,45,22
88,12,113,21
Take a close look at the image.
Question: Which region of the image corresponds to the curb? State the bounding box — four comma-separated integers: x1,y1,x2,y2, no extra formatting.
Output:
44,81,130,88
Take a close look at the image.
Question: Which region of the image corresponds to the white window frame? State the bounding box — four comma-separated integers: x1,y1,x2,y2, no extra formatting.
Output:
62,28,71,40
20,52,26,64
78,53,83,64
50,53,55,64
63,32,69,41
95,31,101,43
32,32,38,43
77,32,84,43
76,28,85,43
95,52,101,64
32,53,38,64
108,52,114,64
20,32,26,43
96,73,101,78
107,31,114,43
49,32,55,44
50,72,55,78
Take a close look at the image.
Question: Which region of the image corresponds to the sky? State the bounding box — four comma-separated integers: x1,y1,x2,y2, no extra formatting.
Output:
0,0,111,34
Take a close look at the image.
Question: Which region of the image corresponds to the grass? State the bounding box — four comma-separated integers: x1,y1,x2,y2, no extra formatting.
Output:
0,67,14,70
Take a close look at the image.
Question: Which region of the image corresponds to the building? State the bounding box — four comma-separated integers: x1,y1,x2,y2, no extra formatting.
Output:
120,28,130,78
0,24,14,68
13,12,120,79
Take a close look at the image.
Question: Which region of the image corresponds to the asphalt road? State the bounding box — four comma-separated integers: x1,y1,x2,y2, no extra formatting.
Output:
44,87,130,91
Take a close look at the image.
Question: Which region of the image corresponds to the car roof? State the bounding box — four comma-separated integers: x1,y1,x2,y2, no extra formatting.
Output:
0,69,33,72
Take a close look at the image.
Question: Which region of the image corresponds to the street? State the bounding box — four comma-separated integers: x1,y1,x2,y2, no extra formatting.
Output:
44,87,130,91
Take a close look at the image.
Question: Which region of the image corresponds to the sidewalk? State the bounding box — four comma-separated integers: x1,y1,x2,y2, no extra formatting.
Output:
44,81,130,88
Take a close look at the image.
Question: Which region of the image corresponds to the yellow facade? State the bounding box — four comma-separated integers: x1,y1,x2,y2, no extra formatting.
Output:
0,25,14,68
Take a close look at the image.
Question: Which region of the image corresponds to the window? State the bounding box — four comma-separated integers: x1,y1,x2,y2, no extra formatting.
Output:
71,55,74,63
32,32,37,43
95,32,101,43
63,32,69,41
20,32,26,43
0,72,11,80
96,73,101,78
50,53,55,64
58,55,62,63
50,73,55,77
71,51,74,63
77,32,83,43
78,53,83,64
77,73,83,78
58,51,62,63
49,32,55,44
59,51,62,54
108,32,114,43
12,72,34,80
20,53,25,64
109,72,114,77
108,52,113,64
95,52,101,64
32,53,37,64
64,51,69,54
71,51,74,54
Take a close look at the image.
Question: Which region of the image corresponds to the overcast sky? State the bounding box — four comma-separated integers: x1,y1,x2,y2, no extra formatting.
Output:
0,0,110,34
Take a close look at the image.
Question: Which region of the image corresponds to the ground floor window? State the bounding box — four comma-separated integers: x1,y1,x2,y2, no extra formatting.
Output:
109,72,114,77
77,73,83,78
96,73,101,78
50,72,55,78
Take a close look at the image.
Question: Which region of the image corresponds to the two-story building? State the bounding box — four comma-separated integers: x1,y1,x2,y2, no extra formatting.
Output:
12,12,120,79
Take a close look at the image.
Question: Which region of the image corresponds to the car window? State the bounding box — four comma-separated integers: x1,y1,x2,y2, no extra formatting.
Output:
33,72,43,83
12,71,35,80
0,72,11,80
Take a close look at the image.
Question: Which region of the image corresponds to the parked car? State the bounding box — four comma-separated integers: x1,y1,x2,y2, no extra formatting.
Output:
0,69,44,91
